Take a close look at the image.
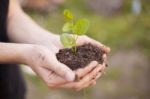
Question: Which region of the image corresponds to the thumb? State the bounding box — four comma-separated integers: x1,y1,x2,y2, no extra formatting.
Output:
47,57,75,81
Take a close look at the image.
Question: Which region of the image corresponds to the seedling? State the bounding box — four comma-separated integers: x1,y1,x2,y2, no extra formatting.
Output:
60,9,90,53
57,10,103,98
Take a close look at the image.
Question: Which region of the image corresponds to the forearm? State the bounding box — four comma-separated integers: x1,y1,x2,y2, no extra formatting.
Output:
0,42,29,64
7,0,58,46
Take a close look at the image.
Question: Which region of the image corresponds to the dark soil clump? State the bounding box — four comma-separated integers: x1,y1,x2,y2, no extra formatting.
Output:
56,43,104,70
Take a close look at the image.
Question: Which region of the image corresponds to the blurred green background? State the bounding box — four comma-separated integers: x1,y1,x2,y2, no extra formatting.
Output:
21,0,150,99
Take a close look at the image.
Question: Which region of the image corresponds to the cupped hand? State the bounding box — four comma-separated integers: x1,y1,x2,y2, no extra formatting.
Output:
37,34,110,91
53,58,107,91
23,44,75,82
23,35,110,91
22,44,101,90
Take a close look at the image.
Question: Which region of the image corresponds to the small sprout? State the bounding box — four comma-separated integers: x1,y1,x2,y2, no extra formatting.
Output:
61,9,90,54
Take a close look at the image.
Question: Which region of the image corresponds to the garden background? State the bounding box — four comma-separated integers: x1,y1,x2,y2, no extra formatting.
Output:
20,0,150,99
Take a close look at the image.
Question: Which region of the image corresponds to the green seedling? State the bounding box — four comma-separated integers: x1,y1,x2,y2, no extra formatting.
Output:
60,9,90,53
60,9,91,98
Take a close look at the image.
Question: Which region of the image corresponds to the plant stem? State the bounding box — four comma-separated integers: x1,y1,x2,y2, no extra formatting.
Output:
72,34,78,54
74,35,78,53
71,20,78,54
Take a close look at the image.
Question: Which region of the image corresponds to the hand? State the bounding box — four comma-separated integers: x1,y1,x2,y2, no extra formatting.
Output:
77,35,110,54
23,44,106,91
54,58,107,91
23,44,75,82
40,35,110,90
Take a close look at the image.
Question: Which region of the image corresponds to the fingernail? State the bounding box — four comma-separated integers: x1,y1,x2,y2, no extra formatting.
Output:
65,71,75,81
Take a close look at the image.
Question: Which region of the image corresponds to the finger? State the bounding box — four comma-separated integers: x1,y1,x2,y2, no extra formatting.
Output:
57,64,104,89
103,54,107,63
55,81,80,89
51,63,102,89
86,38,110,54
95,72,102,80
56,77,91,91
79,72,103,90
37,67,71,89
74,64,104,89
92,64,104,75
33,66,56,87
82,71,104,89
56,71,95,90
102,54,108,67
47,56,75,81
90,81,96,86
76,79,97,91
83,79,96,88
75,61,98,79
48,71,68,85
100,63,106,73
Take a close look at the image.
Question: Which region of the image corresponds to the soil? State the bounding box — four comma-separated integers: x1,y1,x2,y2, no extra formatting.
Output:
56,43,105,70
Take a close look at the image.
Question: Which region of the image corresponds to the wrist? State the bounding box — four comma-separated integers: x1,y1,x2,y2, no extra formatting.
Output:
20,44,48,68
20,44,38,66
15,44,33,65
10,44,32,64
0,43,32,64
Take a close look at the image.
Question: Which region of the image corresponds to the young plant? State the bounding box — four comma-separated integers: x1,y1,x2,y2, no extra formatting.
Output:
60,9,90,53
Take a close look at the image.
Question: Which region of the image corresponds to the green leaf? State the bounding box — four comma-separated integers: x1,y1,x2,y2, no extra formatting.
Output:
62,22,73,33
60,33,75,48
63,9,73,20
73,19,90,35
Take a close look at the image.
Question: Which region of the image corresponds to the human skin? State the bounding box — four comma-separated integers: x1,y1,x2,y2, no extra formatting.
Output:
0,0,110,91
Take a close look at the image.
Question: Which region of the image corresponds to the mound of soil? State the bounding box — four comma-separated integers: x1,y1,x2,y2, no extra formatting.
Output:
56,43,104,70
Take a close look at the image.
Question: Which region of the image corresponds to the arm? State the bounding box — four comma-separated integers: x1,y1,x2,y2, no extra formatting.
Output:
0,42,28,64
0,42,106,90
8,0,56,47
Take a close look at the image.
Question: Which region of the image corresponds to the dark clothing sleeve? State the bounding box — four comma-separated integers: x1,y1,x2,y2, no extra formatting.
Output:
0,0,9,42
0,0,26,99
